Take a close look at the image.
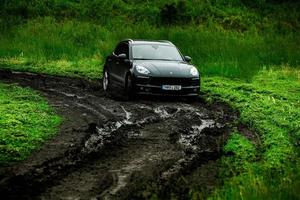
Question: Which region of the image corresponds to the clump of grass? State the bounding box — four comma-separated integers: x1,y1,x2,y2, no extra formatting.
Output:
203,67,300,199
0,57,102,80
0,83,61,164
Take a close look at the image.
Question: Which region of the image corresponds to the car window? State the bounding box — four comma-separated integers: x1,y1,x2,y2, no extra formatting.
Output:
132,44,183,61
114,43,129,58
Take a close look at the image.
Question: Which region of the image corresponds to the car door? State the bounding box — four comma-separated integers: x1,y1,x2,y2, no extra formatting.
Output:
108,43,122,85
111,42,130,86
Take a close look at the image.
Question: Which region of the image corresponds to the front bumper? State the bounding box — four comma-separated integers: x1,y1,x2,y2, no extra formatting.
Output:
134,76,200,96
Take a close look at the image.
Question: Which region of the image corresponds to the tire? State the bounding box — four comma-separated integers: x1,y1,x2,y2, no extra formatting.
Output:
125,73,135,100
103,68,111,95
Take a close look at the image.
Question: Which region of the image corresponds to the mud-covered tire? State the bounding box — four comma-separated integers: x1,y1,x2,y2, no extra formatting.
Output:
125,73,135,100
103,69,111,95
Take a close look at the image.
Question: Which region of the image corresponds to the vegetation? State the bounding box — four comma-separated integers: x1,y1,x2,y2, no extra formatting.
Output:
0,83,61,164
0,0,299,79
202,68,300,199
0,0,299,199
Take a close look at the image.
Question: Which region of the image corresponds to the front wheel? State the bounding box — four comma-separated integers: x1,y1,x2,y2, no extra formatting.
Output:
103,69,111,94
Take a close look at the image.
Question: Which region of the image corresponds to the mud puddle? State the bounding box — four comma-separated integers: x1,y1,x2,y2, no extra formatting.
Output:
0,70,239,199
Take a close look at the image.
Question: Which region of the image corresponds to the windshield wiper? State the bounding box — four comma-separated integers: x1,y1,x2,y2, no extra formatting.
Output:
154,59,181,61
134,58,153,60
134,58,182,61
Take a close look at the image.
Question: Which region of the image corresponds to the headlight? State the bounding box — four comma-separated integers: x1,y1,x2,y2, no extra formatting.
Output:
136,65,150,75
190,67,199,76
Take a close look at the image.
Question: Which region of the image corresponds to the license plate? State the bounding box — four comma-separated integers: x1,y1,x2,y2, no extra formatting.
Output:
162,85,182,90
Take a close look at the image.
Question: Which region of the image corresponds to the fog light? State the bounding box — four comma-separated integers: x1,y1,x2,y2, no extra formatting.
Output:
140,87,144,91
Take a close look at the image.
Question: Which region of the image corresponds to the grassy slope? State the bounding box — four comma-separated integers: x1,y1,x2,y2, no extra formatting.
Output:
203,68,300,199
0,18,299,80
0,83,61,163
0,1,299,79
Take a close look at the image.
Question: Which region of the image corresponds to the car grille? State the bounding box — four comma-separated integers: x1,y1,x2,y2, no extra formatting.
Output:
149,77,199,86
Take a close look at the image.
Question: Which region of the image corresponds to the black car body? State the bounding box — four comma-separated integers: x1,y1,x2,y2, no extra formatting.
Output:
103,39,200,98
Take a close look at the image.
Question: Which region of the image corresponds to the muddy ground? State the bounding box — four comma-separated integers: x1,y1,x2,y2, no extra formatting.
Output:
0,70,241,200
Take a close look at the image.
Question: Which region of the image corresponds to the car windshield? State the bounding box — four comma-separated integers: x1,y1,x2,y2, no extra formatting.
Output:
132,44,183,61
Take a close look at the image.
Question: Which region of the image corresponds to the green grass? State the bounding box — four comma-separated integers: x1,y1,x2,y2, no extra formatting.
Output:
0,57,102,80
0,17,299,79
1,0,299,33
0,83,61,164
201,67,300,199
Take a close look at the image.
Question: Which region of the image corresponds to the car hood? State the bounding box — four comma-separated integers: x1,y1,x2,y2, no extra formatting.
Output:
133,60,195,78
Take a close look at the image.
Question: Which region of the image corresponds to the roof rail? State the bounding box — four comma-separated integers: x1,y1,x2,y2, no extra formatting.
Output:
157,40,172,44
122,38,133,43
120,39,173,45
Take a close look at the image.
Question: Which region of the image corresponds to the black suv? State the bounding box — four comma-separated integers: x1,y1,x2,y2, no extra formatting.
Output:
103,39,200,98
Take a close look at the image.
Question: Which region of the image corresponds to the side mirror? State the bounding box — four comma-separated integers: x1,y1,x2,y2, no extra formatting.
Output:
184,56,192,62
118,53,127,59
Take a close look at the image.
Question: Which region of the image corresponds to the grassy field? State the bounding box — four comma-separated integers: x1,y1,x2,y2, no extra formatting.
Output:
0,83,61,164
0,17,299,80
0,0,299,199
202,68,300,199
0,0,299,79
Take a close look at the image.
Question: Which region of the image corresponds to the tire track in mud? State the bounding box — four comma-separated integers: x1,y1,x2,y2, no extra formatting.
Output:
0,70,238,199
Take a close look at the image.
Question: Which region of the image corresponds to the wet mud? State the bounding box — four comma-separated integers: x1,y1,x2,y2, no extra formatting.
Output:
0,70,240,199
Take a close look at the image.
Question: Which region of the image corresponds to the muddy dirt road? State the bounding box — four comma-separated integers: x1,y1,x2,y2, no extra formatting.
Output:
0,70,239,200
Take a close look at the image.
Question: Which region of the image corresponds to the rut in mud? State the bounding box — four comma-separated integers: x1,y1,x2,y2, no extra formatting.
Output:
0,70,239,200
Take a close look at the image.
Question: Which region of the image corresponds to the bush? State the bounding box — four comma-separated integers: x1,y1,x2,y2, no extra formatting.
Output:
160,1,193,25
